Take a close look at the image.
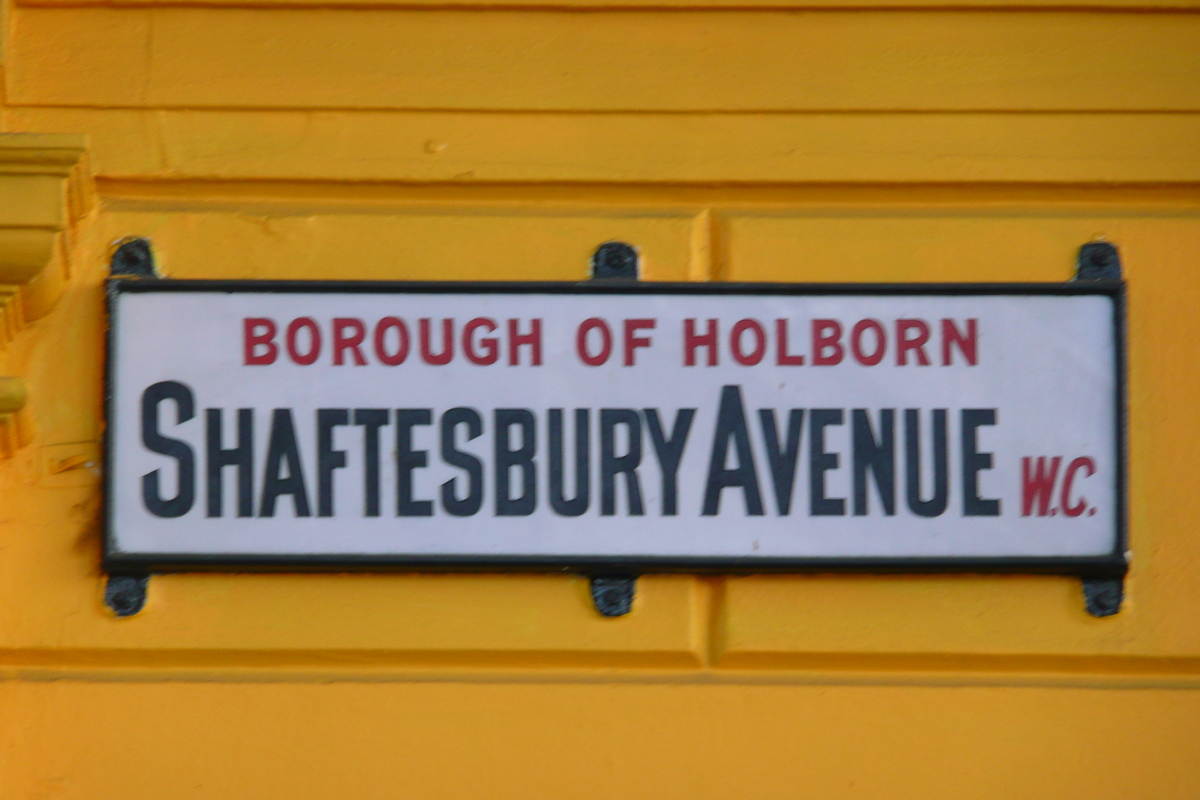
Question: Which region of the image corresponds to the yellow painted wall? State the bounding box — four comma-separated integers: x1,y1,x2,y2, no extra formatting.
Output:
1,0,1199,795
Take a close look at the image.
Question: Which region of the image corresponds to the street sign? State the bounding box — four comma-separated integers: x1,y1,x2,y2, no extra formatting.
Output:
105,280,1125,574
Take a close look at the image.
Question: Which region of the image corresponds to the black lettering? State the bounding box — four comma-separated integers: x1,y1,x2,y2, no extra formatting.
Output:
852,409,895,516
141,381,196,518
809,409,846,516
440,407,484,517
353,409,389,517
962,408,1001,516
905,409,948,517
600,409,644,516
395,409,433,517
758,409,804,516
259,409,311,517
549,408,589,517
644,408,695,516
317,409,349,517
702,385,764,516
495,409,536,516
206,407,253,517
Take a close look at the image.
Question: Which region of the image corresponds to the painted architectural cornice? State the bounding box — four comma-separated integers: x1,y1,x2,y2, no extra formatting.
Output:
0,133,94,456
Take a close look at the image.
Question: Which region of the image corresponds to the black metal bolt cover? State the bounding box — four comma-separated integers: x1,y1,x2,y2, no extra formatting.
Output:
590,576,635,617
1083,577,1123,618
110,238,158,278
591,241,639,281
105,575,149,617
1076,242,1122,281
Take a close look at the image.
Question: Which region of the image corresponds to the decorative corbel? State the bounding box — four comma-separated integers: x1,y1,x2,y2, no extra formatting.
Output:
0,133,94,457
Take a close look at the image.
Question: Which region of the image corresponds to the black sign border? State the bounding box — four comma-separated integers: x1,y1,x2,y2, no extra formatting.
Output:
104,278,1128,578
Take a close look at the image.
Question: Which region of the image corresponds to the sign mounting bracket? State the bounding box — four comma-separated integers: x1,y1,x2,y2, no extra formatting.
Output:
587,241,641,616
1075,240,1126,617
104,237,158,616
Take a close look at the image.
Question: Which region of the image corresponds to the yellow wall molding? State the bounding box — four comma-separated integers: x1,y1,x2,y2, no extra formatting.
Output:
11,12,1200,114
0,133,93,457
15,0,1200,8
0,133,93,325
0,375,33,457
9,108,1200,185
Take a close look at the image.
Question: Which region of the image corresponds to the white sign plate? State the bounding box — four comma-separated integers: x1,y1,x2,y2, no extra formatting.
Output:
105,281,1125,573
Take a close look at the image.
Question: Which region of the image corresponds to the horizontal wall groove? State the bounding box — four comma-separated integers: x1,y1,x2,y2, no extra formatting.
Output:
9,108,1198,183
15,1,1200,9
11,105,1200,115
5,653,1200,689
94,178,1200,206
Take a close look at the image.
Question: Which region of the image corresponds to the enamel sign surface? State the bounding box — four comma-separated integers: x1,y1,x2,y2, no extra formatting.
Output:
105,280,1125,573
